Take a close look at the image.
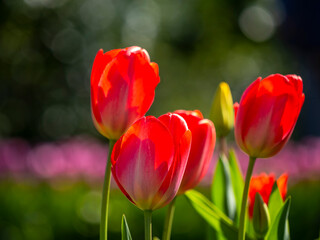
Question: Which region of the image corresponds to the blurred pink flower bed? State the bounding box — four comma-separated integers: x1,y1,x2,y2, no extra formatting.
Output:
1,136,319,185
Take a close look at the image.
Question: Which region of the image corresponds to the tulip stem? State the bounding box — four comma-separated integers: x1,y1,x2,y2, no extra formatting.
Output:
238,156,256,240
162,198,176,240
100,140,116,240
220,137,228,156
144,210,153,240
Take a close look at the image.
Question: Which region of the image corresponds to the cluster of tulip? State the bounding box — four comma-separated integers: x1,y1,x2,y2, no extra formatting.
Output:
90,46,304,240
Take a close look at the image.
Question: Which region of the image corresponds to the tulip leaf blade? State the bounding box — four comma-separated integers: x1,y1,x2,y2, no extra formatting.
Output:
228,149,244,224
268,182,284,223
211,156,224,210
211,154,237,221
185,190,253,240
121,214,132,240
266,197,291,240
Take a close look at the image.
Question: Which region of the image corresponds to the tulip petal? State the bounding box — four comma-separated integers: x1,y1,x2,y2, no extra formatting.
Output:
244,94,287,157
235,77,261,153
91,49,121,127
111,116,174,209
148,113,192,209
276,173,288,201
91,49,122,100
248,173,288,218
158,113,189,147
91,47,160,140
175,109,203,119
174,110,216,194
180,119,216,193
96,48,160,139
235,74,305,158
152,129,192,209
233,102,239,123
248,173,275,217
286,75,303,96
150,62,159,76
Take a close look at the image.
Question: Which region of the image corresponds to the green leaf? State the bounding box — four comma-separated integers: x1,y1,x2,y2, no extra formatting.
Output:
211,154,237,221
121,214,132,240
246,217,255,238
229,149,244,224
268,182,284,223
185,190,253,240
267,197,291,240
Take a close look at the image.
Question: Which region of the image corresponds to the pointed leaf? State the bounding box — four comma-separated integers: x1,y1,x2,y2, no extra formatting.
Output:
121,214,132,240
268,182,284,223
211,154,237,221
211,156,224,208
185,190,253,240
267,197,291,240
229,149,244,224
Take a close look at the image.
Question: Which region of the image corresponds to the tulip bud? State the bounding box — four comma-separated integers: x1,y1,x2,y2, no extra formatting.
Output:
253,193,270,239
209,82,234,138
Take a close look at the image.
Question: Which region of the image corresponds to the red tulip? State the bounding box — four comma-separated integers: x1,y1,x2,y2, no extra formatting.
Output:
91,46,160,140
174,110,216,194
234,74,305,158
248,173,288,218
111,113,192,210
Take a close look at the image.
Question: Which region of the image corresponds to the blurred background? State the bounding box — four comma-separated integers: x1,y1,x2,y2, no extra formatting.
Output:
0,0,319,239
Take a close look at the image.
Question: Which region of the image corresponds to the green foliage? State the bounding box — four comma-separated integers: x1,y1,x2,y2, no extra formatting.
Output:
1,180,320,239
211,150,244,225
211,154,237,221
211,153,240,239
266,197,291,240
228,149,244,224
185,190,253,240
201,149,294,240
121,215,132,240
268,182,285,223
267,183,291,240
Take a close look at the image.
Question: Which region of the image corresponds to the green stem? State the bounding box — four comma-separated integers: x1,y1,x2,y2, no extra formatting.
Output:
144,210,153,240
100,140,116,240
219,137,228,156
162,198,176,240
238,156,256,240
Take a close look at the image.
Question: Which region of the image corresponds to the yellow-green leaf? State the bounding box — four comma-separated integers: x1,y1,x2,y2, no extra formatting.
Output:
121,214,132,240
